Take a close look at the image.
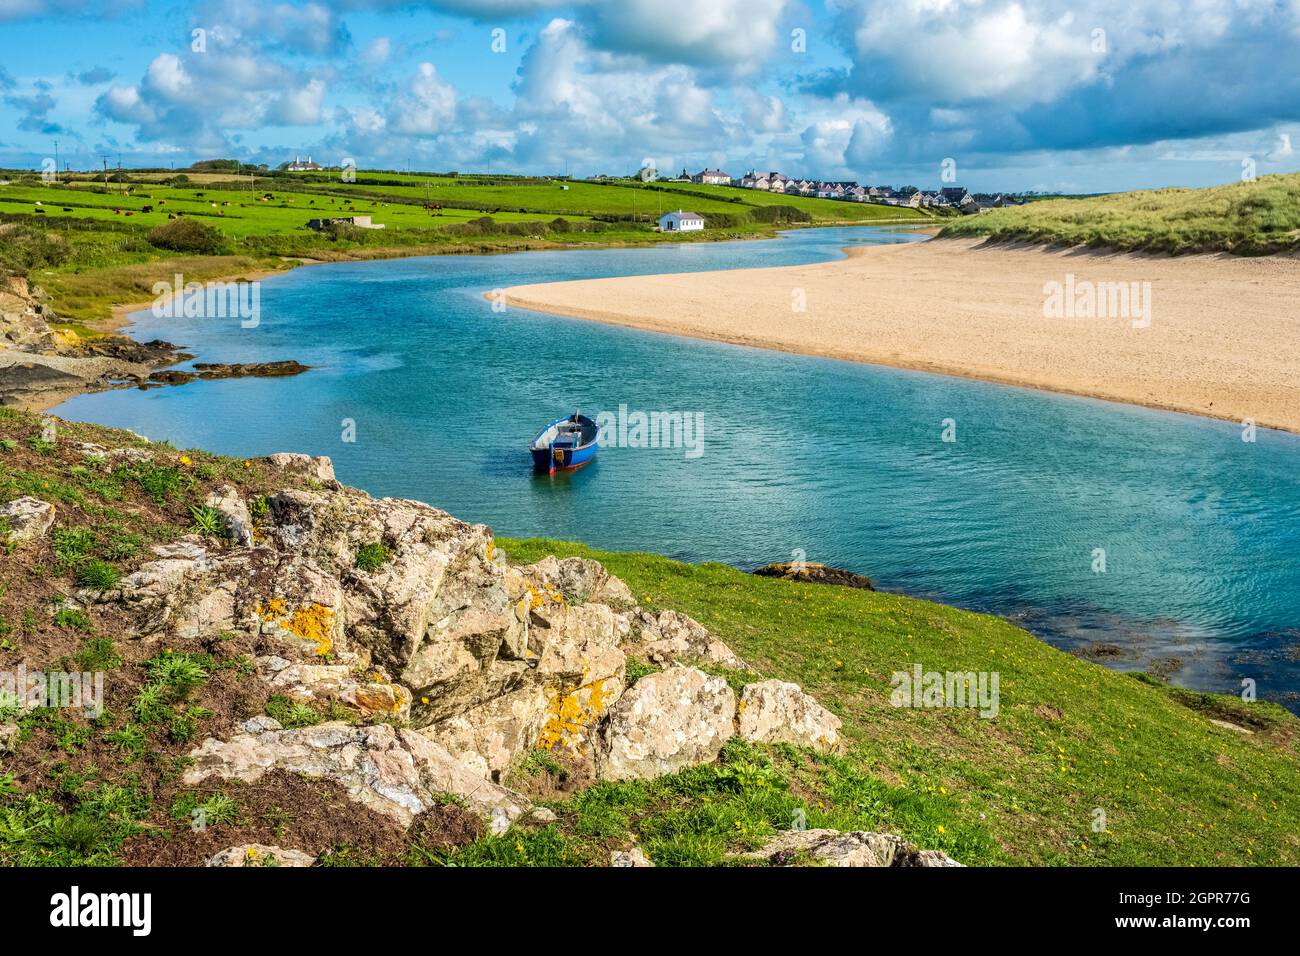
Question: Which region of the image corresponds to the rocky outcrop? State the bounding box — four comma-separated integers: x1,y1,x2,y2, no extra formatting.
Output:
2,496,55,544
0,276,56,350
205,844,316,867
737,680,841,752
264,453,336,483
182,722,530,827
598,667,736,781
753,562,875,590
519,555,636,607
71,450,945,862
629,608,746,669
743,829,962,867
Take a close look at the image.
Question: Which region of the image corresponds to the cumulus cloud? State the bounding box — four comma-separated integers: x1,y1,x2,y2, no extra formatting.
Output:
97,47,327,145
193,0,351,55
389,63,458,134
587,0,790,68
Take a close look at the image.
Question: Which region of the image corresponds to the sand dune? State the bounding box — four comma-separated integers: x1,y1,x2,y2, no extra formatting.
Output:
500,237,1300,433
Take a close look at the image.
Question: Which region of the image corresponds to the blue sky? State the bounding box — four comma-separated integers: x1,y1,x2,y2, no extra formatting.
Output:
1,0,1297,192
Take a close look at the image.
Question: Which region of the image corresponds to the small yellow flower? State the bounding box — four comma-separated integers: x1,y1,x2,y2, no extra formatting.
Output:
421,696,429,705
180,455,192,466
937,825,945,834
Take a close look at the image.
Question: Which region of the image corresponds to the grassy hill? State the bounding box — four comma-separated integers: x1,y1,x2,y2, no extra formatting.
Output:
940,173,1300,254
0,167,929,332
2,410,1296,866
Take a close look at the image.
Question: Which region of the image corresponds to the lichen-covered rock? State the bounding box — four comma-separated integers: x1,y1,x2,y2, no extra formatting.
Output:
183,722,530,827
264,452,336,483
737,680,841,752
0,722,18,754
743,829,962,867
631,609,745,669
598,667,736,781
2,496,55,544
205,844,316,867
519,555,635,607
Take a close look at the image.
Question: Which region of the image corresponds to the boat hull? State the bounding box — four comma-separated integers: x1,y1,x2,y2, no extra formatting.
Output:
531,442,598,473
529,413,600,474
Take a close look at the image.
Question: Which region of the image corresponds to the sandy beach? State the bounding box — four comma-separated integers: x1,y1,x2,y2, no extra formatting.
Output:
500,237,1300,433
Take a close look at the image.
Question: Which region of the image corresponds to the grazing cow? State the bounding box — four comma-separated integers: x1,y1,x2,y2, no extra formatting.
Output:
142,205,154,213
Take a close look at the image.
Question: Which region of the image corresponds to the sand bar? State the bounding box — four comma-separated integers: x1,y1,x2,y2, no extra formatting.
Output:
501,237,1300,433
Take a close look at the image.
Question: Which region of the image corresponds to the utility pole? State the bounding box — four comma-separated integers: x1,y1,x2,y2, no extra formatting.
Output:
101,155,109,190
53,140,60,183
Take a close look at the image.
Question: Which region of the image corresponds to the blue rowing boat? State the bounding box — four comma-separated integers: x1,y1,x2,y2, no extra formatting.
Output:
530,410,599,474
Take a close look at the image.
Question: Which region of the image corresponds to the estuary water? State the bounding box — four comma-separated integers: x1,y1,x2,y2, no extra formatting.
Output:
54,226,1300,709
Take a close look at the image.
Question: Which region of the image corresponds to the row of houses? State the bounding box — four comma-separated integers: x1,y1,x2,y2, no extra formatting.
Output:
632,166,1022,213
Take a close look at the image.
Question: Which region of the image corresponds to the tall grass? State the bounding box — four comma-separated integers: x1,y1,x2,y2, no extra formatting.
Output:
939,173,1300,254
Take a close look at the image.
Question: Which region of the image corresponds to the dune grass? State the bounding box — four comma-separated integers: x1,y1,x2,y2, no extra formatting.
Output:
495,537,1300,866
939,173,1300,254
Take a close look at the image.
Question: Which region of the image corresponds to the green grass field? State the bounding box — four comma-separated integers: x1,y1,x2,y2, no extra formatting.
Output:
940,173,1300,253
1,166,930,332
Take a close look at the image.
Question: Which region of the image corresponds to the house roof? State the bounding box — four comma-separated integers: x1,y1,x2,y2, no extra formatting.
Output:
661,209,704,220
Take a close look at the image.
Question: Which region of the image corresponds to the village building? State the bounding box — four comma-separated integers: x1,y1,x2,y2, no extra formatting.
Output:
284,156,321,172
693,168,731,186
658,209,705,232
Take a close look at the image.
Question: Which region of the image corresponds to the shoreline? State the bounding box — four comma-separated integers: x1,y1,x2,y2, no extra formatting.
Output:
18,220,929,415
498,236,1300,436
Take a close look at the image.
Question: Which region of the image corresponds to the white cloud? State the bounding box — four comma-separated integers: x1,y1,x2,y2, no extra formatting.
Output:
1265,132,1294,163
588,0,790,68
389,63,458,134
270,78,328,125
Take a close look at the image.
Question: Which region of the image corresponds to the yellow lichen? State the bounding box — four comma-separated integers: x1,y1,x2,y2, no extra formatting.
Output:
537,677,614,752
258,599,334,656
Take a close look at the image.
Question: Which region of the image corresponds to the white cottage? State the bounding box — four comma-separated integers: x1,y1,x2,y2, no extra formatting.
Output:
659,209,705,232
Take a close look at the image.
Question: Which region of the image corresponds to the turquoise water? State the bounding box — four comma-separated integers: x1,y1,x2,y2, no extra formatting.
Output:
55,226,1300,709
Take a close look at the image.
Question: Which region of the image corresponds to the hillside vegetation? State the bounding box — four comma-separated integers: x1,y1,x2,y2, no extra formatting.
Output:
940,173,1300,254
2,410,1296,867
497,538,1300,866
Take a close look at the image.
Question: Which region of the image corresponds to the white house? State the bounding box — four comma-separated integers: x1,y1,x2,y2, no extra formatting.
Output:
659,209,705,232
